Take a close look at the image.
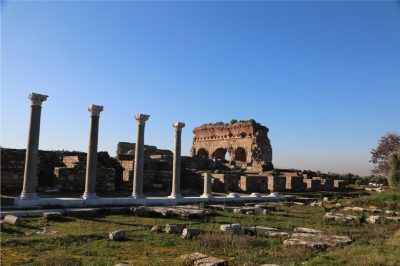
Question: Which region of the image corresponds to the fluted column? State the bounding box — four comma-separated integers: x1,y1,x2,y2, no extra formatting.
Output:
82,105,103,200
201,172,213,198
132,113,150,198
169,122,185,199
20,93,48,200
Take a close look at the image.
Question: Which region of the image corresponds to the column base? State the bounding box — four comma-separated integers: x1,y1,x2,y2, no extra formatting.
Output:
227,192,240,198
249,193,261,197
131,193,144,199
168,194,182,199
19,192,39,200
82,192,98,200
200,193,214,199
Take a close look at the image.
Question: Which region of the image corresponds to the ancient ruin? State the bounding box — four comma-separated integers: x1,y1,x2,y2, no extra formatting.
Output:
1,93,349,208
191,120,273,171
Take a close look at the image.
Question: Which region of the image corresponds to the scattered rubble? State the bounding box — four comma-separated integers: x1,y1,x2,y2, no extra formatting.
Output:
165,224,187,234
181,252,228,266
324,212,359,224
284,227,352,250
366,216,381,224
36,228,57,235
182,228,202,239
310,201,322,207
131,206,210,218
385,217,400,223
150,225,163,233
220,223,242,233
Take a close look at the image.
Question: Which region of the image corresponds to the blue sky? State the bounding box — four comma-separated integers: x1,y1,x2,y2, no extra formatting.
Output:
1,1,399,176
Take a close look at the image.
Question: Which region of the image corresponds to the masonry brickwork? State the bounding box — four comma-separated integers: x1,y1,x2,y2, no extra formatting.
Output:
191,120,273,171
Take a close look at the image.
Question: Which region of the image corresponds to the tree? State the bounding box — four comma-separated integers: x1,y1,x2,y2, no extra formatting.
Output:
387,150,400,188
370,133,400,176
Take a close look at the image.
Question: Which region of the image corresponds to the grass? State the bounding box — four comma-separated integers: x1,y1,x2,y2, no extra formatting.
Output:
1,191,400,265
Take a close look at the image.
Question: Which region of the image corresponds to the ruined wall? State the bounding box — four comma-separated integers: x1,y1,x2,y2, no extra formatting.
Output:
1,148,120,193
191,120,273,170
239,175,269,193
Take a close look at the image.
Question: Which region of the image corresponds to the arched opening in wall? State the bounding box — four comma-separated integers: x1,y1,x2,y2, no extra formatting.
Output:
197,148,209,158
234,147,247,162
213,148,228,161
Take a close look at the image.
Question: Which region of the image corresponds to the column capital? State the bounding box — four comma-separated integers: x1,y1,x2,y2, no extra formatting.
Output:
173,122,185,131
134,113,150,125
28,93,48,106
88,104,104,116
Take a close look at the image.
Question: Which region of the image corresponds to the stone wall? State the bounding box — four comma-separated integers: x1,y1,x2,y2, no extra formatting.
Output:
191,120,273,171
210,173,241,192
267,175,286,192
54,154,116,192
285,175,307,192
1,148,120,193
1,149,25,192
239,175,269,193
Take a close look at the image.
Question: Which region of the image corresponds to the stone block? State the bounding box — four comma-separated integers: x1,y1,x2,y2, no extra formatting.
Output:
43,211,63,220
109,230,126,241
3,215,21,226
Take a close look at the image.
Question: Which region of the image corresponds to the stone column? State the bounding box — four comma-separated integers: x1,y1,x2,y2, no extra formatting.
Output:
132,113,150,198
82,105,103,200
201,172,213,199
20,93,48,200
169,122,185,199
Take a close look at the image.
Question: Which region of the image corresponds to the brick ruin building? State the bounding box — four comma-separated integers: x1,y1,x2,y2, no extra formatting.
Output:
191,120,273,171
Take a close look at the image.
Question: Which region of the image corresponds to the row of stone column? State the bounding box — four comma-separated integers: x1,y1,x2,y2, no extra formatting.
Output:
19,93,193,201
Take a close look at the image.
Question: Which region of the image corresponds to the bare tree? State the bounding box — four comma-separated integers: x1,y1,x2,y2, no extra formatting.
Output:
387,150,400,188
370,133,400,176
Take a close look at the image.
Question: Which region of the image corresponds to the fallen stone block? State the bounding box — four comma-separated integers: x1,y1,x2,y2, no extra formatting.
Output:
114,263,130,266
43,211,63,220
284,233,352,250
385,210,395,215
352,207,364,213
3,215,21,226
220,223,241,233
293,227,321,234
148,207,176,217
182,228,202,239
165,224,186,234
109,230,126,241
366,215,381,224
150,225,163,233
66,208,98,216
207,205,225,211
324,212,359,224
310,201,322,207
194,256,228,266
385,217,400,223
131,206,162,218
253,208,268,215
181,252,209,266
368,208,382,214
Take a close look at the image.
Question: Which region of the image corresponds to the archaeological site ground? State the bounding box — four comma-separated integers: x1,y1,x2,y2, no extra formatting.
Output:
1,93,400,266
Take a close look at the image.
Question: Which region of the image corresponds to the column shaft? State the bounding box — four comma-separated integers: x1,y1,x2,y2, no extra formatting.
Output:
170,122,185,198
20,93,48,200
132,114,149,198
201,172,213,198
83,105,103,199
